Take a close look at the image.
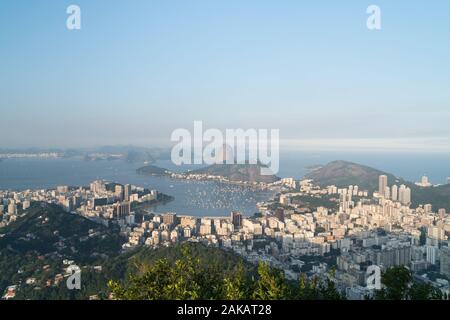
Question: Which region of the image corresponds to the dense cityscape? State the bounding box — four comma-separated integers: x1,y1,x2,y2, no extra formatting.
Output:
2,170,450,300
2,1,450,314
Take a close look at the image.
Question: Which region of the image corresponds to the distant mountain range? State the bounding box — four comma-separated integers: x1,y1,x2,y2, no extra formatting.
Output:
95,145,170,163
0,145,172,164
305,160,450,210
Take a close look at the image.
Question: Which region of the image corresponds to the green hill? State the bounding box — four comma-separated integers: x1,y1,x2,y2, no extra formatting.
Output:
0,204,255,300
305,160,450,210
305,160,401,191
413,184,450,211
0,203,125,298
189,163,280,183
0,203,123,259
136,164,170,176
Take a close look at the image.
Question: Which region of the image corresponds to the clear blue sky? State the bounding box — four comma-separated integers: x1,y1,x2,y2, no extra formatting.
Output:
1,0,449,151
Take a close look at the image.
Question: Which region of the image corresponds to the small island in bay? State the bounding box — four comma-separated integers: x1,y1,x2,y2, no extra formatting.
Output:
188,163,280,183
136,164,170,176
136,162,280,188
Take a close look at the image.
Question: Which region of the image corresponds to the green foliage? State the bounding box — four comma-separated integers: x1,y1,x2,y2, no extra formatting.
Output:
252,262,290,300
4,204,446,301
297,274,319,299
376,266,412,300
136,164,169,175
109,243,344,300
0,203,123,262
408,282,443,300
109,244,228,300
222,263,249,300
375,266,445,300
0,202,124,299
318,278,342,300
290,195,338,210
295,273,343,300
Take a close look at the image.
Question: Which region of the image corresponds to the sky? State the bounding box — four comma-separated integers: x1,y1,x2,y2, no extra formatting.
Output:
1,0,450,151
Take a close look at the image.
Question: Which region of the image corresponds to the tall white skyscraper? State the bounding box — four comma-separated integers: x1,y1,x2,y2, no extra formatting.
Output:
379,175,388,197
391,185,398,201
399,184,406,204
403,187,411,205
384,186,391,199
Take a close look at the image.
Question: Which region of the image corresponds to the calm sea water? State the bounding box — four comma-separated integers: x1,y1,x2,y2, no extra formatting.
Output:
0,157,274,217
1,151,449,216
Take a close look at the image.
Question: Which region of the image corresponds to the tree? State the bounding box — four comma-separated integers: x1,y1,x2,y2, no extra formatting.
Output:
222,263,250,300
252,262,290,300
297,274,319,299
109,245,206,299
108,243,346,301
374,266,444,300
318,278,343,300
296,273,343,300
408,282,443,300
109,259,177,299
375,266,412,300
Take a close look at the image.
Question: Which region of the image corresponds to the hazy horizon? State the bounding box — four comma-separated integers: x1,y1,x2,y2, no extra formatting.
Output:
1,0,450,151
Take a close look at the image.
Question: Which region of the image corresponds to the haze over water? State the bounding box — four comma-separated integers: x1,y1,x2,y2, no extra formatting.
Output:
0,157,275,217
1,150,449,216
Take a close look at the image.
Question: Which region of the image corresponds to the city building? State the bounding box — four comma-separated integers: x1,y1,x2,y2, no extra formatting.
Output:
440,246,450,277
416,175,432,187
426,245,438,265
162,213,177,226
391,185,398,202
123,184,132,202
379,175,388,198
231,211,242,229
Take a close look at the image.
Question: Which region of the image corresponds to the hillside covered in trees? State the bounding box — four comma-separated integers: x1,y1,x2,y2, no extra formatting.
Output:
1,204,447,300
109,244,447,300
